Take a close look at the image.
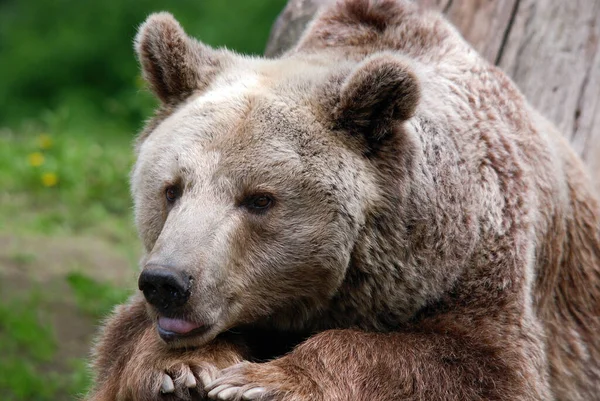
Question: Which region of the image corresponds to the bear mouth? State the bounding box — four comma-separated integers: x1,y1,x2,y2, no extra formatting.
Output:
156,316,209,342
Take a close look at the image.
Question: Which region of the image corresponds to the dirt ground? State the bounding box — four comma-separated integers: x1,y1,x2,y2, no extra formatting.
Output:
0,233,138,377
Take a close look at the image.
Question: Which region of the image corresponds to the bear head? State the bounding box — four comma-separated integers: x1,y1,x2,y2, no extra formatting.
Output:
132,12,420,347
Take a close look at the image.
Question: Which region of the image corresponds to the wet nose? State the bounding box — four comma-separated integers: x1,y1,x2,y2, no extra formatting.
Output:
138,265,191,312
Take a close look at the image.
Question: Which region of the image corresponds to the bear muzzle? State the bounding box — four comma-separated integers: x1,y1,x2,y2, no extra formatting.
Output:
138,264,192,313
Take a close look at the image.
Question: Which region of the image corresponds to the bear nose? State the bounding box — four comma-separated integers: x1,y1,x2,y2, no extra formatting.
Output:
138,265,191,312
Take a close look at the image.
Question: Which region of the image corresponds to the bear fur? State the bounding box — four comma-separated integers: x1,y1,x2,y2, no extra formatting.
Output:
87,1,600,400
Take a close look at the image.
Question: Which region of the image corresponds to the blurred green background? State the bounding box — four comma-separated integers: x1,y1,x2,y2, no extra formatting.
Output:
0,0,285,399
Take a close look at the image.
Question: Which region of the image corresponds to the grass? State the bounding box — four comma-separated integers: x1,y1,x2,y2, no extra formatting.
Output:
0,107,137,241
0,1,286,397
0,293,59,401
0,110,139,399
67,272,131,319
0,278,130,400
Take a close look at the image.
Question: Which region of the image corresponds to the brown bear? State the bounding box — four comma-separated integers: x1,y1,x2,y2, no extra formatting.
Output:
87,1,600,400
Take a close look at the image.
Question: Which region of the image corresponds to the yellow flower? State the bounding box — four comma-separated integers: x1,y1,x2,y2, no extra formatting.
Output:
28,152,45,167
41,172,58,187
38,134,53,149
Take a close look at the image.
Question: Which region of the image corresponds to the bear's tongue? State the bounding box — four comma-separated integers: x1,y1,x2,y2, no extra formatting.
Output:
158,317,202,334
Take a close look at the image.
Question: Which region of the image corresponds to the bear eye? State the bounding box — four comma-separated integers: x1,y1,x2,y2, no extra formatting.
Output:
165,185,181,203
243,194,274,213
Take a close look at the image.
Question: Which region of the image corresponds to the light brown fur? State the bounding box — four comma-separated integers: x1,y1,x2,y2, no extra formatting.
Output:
87,1,600,400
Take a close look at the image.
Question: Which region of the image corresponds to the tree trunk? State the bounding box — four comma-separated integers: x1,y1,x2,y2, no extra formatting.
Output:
264,0,600,190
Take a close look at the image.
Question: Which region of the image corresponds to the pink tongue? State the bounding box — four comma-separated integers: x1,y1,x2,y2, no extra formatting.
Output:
158,317,202,334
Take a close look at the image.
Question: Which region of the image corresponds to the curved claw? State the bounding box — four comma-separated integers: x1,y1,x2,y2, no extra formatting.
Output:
243,387,266,400
185,370,197,388
160,374,175,394
217,386,242,400
208,384,234,399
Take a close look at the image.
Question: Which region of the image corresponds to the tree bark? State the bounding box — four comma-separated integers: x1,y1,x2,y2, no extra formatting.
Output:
264,0,600,190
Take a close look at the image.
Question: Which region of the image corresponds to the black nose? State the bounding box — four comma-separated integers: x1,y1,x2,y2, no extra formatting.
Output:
138,265,191,312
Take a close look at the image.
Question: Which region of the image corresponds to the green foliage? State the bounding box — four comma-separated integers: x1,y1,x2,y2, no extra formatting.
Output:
0,293,58,400
67,272,131,319
0,1,284,399
0,277,131,400
0,360,59,401
0,114,136,241
66,358,93,399
0,293,56,362
0,0,286,131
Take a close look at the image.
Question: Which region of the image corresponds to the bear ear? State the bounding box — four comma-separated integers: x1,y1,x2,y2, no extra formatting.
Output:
334,54,420,142
135,12,225,104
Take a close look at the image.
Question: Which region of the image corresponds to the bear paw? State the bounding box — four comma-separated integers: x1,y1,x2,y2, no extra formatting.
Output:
157,362,220,400
205,361,312,401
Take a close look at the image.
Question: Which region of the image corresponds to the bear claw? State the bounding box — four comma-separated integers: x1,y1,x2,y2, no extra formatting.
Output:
159,363,212,396
208,384,233,399
161,374,175,393
242,387,266,400
207,385,266,400
184,371,197,388
216,386,238,400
